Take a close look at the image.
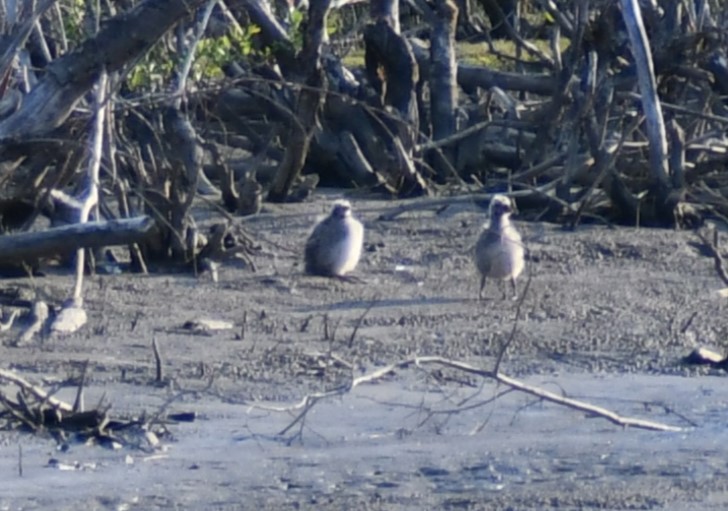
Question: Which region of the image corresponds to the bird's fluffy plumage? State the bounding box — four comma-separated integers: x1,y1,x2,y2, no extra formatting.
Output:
305,200,364,277
474,195,525,299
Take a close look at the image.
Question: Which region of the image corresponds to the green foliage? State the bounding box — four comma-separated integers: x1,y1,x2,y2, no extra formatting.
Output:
341,49,365,69
126,24,263,91
59,0,92,47
326,9,342,38
126,42,176,91
191,24,262,81
288,8,306,52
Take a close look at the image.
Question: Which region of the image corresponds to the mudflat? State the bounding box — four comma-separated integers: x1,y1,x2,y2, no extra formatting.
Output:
1,194,726,510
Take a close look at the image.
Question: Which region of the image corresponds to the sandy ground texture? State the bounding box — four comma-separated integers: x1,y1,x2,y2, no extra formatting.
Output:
1,192,727,510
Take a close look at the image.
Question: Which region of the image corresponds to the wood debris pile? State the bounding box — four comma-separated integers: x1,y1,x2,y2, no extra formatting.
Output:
0,0,725,281
0,367,194,450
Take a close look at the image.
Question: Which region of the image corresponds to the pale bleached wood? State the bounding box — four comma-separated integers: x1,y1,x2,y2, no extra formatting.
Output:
620,0,671,196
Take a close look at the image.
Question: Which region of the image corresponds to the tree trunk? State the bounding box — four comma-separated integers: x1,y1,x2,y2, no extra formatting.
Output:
0,216,154,263
364,0,428,196
162,107,203,260
370,0,400,33
429,0,458,180
620,0,673,219
268,0,331,202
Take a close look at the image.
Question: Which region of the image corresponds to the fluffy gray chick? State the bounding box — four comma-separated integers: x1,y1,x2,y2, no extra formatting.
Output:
474,195,525,299
305,200,364,277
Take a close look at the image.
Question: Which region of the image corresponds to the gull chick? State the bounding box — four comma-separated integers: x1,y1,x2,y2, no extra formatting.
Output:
474,195,525,300
305,200,364,277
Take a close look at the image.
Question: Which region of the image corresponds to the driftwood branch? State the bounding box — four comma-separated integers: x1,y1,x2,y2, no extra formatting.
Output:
173,0,217,103
256,355,683,434
493,267,532,374
0,216,155,263
238,0,297,74
412,39,558,95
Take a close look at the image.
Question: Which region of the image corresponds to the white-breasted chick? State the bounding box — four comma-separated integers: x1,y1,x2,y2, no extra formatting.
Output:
305,200,364,277
474,194,525,300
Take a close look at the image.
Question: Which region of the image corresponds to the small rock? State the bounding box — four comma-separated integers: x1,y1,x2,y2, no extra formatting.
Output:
182,318,234,333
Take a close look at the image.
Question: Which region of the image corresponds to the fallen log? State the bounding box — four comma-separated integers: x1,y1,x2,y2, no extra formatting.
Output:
0,216,155,263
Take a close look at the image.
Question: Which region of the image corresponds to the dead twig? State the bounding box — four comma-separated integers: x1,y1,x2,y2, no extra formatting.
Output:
494,263,533,374
348,295,379,348
0,309,19,332
152,337,164,384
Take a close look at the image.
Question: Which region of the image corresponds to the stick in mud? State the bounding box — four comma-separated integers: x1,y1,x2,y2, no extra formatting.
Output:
152,337,164,384
348,295,379,348
72,360,90,413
